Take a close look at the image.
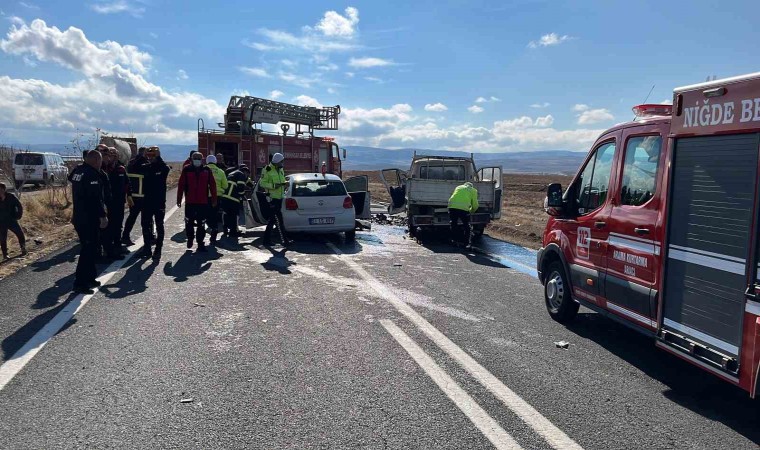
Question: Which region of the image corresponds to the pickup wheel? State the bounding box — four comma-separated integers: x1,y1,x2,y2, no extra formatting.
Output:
408,223,417,238
544,261,579,323
472,225,485,241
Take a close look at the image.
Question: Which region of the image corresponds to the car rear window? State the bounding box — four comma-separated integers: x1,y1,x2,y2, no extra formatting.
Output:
292,180,347,197
14,154,44,165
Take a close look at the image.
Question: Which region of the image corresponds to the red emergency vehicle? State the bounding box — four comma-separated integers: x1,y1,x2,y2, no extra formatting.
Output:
197,96,343,177
538,72,760,396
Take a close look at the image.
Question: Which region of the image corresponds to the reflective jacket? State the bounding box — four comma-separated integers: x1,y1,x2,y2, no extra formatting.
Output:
127,155,148,199
259,163,286,199
221,170,252,203
177,165,217,206
448,183,479,213
207,163,229,198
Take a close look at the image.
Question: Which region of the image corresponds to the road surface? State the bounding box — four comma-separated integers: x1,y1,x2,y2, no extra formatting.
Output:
0,201,758,449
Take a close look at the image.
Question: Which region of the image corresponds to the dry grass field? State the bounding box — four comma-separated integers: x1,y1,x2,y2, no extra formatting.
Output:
345,170,573,249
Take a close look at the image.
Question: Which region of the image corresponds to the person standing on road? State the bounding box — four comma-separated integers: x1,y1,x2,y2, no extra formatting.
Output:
96,145,113,262
220,165,252,237
70,150,108,294
259,153,291,247
122,147,149,246
177,152,217,252
205,154,228,244
0,182,26,260
104,147,131,259
138,146,170,260
448,182,479,250
215,153,228,171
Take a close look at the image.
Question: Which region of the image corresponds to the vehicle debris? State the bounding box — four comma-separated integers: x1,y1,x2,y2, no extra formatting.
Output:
554,341,570,349
180,398,194,403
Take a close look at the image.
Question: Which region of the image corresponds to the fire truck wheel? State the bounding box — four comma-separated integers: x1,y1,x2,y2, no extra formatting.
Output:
544,260,579,323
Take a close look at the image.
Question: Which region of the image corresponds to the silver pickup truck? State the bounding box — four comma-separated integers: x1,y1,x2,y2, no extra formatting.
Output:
380,154,503,238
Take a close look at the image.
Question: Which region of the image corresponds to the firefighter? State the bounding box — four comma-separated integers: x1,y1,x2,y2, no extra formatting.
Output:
104,146,132,259
220,165,252,237
96,145,113,261
122,147,148,246
205,154,228,244
447,181,479,249
70,149,108,294
138,146,170,260
177,152,217,252
0,181,26,260
259,152,291,246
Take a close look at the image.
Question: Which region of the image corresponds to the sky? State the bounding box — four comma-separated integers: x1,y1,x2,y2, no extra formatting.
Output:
0,0,758,152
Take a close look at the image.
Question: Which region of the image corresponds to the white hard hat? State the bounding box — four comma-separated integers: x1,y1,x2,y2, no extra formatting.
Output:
206,154,217,164
272,153,285,164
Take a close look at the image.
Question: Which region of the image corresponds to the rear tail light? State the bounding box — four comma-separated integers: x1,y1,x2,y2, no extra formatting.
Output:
343,196,353,209
285,198,298,210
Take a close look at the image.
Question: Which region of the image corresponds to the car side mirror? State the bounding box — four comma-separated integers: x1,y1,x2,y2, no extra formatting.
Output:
544,183,564,216
342,148,347,159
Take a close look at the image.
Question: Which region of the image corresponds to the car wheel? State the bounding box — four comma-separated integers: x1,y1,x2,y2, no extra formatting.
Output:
544,260,579,323
345,230,356,242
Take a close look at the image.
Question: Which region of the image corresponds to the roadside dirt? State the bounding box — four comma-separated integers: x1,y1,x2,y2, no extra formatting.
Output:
344,170,573,250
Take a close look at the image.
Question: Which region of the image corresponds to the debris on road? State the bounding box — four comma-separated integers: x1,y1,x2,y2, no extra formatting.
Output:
554,341,570,349
371,212,408,227
180,398,194,403
393,263,403,267
193,302,206,308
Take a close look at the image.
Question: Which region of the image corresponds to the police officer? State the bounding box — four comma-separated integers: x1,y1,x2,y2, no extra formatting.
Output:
138,146,170,260
122,147,148,246
70,149,108,294
104,146,131,258
205,154,228,244
447,181,479,250
259,153,291,246
220,165,252,237
96,145,113,261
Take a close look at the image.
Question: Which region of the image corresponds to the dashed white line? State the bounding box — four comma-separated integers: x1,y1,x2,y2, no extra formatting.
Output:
0,205,179,392
380,319,523,450
327,242,584,450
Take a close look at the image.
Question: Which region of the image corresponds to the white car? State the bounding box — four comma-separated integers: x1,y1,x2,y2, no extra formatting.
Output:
13,152,69,188
245,173,371,241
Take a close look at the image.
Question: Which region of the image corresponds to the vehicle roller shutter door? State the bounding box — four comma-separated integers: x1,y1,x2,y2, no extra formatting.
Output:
663,133,760,358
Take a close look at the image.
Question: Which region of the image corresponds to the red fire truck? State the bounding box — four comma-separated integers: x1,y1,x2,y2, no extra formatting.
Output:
197,96,343,177
537,72,760,396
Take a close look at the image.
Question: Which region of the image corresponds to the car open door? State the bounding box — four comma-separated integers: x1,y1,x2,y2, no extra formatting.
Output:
477,166,503,219
344,175,371,220
242,178,269,228
379,168,407,214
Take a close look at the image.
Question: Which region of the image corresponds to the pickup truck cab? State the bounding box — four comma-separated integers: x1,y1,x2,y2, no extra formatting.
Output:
538,72,760,396
381,155,502,238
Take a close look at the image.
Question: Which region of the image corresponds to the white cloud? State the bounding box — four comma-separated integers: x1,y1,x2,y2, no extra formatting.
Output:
280,59,298,68
345,72,355,78
534,115,554,127
318,62,339,71
530,102,550,108
424,103,448,112
90,1,145,17
294,95,321,108
528,33,573,49
176,69,188,80
239,66,270,78
149,32,158,39
278,71,319,88
269,89,284,100
327,87,337,95
18,2,39,9
577,108,614,125
364,76,385,84
314,7,359,37
348,57,394,68
468,105,484,114
0,18,223,144
572,104,589,112
475,96,501,103
0,19,152,76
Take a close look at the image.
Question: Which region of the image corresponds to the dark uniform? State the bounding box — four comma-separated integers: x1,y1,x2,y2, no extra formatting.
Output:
70,164,107,291
220,169,252,236
141,155,170,257
122,154,149,244
97,168,112,259
105,161,130,257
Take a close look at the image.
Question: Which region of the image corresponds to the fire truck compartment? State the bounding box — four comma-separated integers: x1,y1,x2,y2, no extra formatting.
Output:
662,133,760,366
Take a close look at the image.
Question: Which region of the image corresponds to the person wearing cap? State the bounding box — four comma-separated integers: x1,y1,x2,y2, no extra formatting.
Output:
220,165,252,237
259,152,291,246
177,152,217,251
103,146,131,259
447,181,479,249
138,146,170,259
205,154,228,244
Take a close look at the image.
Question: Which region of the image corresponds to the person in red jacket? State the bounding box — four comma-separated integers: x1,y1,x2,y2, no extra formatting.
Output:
177,152,217,252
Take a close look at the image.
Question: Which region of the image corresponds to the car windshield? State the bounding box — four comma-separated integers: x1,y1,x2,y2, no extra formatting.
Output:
292,180,347,197
14,153,44,165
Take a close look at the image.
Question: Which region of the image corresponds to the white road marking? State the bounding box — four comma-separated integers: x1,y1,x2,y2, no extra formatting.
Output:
0,205,179,392
380,320,522,450
327,242,584,450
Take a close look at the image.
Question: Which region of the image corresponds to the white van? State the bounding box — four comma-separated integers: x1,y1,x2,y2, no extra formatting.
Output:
13,152,69,188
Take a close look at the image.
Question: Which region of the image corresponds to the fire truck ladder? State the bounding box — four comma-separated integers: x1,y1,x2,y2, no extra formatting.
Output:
224,96,340,136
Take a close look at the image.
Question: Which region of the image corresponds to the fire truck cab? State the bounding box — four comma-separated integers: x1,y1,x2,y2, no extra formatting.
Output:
538,72,760,396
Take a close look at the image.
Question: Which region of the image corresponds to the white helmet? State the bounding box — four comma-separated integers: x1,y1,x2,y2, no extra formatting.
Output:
206,154,217,164
272,153,285,164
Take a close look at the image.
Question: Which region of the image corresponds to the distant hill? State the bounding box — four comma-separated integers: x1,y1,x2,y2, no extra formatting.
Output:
9,143,586,174
341,146,586,174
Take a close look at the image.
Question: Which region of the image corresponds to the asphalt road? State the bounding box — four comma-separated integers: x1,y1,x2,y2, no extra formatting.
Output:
0,202,758,449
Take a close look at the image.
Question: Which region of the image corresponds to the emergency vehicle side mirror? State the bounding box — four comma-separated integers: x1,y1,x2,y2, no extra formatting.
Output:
545,183,564,216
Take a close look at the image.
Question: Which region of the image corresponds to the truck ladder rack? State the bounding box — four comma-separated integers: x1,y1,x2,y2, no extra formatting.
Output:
225,96,340,135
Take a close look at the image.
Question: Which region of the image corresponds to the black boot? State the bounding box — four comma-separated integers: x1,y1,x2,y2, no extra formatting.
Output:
137,246,153,258
152,246,162,261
